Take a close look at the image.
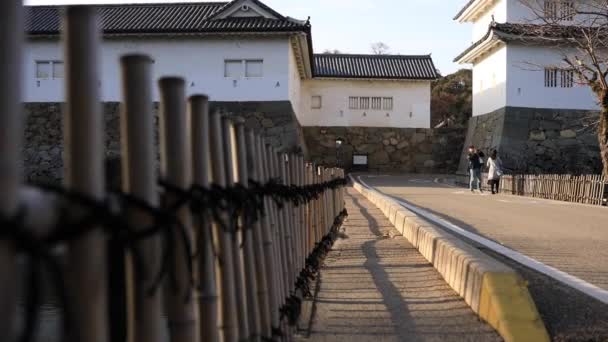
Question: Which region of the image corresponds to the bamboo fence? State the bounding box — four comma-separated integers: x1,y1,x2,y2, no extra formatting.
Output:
456,173,607,206
0,3,348,342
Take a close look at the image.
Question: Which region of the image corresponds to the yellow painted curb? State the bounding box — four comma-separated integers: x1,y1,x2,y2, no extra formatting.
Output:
480,273,550,342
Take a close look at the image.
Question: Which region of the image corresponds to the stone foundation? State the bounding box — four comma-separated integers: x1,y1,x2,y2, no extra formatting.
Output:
303,126,466,173
23,101,304,184
458,107,602,174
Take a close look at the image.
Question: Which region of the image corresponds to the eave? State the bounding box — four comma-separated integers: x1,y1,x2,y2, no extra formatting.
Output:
454,31,504,64
454,0,499,23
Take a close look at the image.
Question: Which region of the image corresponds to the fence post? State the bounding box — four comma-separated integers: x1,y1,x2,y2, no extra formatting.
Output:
208,110,238,342
62,7,108,342
246,130,272,339
233,118,262,342
257,138,281,337
189,95,220,342
119,54,163,342
158,77,199,342
0,1,23,341
221,116,250,341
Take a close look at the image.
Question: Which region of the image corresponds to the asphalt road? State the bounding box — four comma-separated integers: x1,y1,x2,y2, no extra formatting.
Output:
359,174,608,291
358,174,608,340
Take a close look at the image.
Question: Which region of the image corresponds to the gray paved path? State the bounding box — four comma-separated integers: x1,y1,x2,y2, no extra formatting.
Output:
305,188,500,342
359,174,608,291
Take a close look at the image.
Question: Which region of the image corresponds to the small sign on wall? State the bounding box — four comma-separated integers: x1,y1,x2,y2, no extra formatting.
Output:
353,154,368,165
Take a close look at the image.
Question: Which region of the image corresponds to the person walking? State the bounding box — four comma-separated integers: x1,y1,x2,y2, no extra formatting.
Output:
486,149,503,195
467,145,482,193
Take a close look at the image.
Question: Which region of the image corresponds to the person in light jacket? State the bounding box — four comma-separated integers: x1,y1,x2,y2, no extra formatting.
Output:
486,149,503,195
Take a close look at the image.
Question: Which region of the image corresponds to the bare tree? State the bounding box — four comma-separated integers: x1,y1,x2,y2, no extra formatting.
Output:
371,42,390,55
517,0,608,176
323,49,343,54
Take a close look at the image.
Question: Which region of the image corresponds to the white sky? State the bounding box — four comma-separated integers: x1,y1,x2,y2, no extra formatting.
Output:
24,0,473,74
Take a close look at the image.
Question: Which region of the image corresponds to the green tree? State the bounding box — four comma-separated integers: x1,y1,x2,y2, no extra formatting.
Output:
431,69,472,127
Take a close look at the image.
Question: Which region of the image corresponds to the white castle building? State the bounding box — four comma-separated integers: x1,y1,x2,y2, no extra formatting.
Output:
453,0,604,174
24,0,437,130
454,0,599,117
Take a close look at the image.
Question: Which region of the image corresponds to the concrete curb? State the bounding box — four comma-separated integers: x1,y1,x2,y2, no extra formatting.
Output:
351,179,550,342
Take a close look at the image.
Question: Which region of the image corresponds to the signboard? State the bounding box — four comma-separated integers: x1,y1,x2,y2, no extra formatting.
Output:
353,154,368,166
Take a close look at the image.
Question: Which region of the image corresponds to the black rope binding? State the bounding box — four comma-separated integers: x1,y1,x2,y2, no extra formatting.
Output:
279,209,348,333
0,177,348,342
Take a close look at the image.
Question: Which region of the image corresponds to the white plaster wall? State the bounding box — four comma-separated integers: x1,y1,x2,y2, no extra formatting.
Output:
23,37,292,102
506,44,598,110
472,44,507,116
472,0,507,41
299,79,431,128
507,0,604,25
288,43,302,114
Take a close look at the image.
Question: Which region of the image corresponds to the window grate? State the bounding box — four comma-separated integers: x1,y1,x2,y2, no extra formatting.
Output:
545,1,575,21
545,68,558,88
349,97,359,109
561,69,574,88
359,97,370,110
382,97,393,110
371,97,381,110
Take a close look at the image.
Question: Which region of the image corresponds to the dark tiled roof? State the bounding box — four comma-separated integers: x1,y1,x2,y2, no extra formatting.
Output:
454,22,596,62
313,54,438,80
454,0,477,20
25,2,310,35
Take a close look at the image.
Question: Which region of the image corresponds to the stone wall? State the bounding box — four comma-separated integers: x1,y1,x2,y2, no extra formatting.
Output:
458,107,602,174
23,101,303,184
303,126,466,173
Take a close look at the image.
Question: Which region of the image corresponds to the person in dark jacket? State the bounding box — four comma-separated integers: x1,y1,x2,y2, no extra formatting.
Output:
468,145,483,193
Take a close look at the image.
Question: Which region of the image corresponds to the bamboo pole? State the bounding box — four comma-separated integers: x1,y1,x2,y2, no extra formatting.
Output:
221,116,250,341
282,154,297,288
0,1,23,340
119,54,163,342
158,77,199,342
257,137,281,337
266,147,290,339
296,156,306,271
209,110,238,342
189,95,219,342
246,131,272,339
273,151,291,302
62,7,108,342
233,119,262,342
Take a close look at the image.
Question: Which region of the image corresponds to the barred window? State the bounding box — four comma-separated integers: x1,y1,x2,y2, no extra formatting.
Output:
545,1,575,21
359,97,370,110
545,68,558,88
349,96,359,109
371,97,382,110
382,97,393,110
561,69,574,88
560,1,575,21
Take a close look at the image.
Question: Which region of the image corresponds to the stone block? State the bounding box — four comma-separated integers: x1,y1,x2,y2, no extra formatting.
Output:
412,132,426,144
540,120,561,131
559,129,577,139
529,130,546,141
370,150,390,164
397,141,410,150
389,137,399,146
